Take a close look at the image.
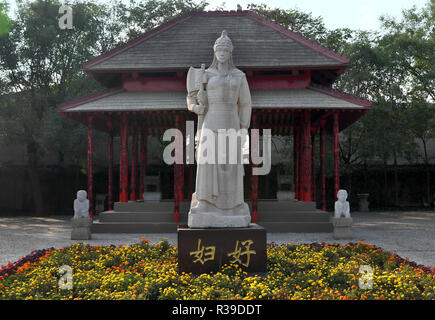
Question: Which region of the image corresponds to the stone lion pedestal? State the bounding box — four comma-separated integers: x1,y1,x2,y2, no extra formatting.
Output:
71,190,92,240
71,217,92,240
331,189,353,239
331,217,353,240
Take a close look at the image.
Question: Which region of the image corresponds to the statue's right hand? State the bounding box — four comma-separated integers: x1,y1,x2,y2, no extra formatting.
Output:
193,104,205,115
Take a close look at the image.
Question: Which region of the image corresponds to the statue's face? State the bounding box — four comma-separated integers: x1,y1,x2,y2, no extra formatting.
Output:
337,191,347,202
215,47,231,64
77,191,87,201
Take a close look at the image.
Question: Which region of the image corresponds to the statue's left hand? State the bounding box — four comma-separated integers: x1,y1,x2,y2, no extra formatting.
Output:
197,89,207,106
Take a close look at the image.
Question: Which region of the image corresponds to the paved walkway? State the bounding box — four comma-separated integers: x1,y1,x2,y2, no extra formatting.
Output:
0,211,434,267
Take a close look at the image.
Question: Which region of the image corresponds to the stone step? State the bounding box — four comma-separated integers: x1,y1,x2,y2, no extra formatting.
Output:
98,210,329,223
91,221,179,233
256,200,317,211
259,222,333,233
113,201,190,212
91,221,333,233
99,211,188,222
257,211,331,222
112,200,317,213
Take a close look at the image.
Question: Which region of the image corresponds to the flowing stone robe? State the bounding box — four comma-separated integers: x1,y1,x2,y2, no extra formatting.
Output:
188,67,252,228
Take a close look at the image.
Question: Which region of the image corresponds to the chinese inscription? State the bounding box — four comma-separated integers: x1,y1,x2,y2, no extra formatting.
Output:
189,238,256,267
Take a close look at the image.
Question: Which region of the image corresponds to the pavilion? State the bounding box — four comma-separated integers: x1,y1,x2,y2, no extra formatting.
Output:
58,10,371,233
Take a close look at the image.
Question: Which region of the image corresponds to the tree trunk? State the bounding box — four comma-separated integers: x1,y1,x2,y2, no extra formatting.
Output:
27,141,44,216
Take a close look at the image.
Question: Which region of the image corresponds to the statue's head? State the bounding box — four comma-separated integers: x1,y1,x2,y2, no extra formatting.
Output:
337,189,348,202
77,190,87,202
210,30,235,68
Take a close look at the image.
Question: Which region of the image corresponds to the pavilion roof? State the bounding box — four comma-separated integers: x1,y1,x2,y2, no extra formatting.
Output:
59,86,370,113
83,10,349,73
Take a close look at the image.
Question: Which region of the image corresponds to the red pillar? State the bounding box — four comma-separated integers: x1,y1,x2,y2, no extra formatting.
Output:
333,112,340,199
173,114,183,222
87,114,94,218
302,110,312,202
250,113,259,223
180,118,185,203
188,165,194,200
320,120,326,211
293,123,299,200
299,122,304,201
311,128,316,202
130,122,138,201
107,121,114,211
139,125,147,200
119,113,129,202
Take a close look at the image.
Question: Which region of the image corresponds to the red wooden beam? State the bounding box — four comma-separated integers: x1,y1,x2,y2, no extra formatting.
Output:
246,70,310,90
294,122,300,200
250,113,259,223
188,165,194,200
333,113,340,200
320,120,326,211
139,124,147,200
87,114,94,219
123,75,186,91
302,110,312,202
130,122,138,201
119,114,129,202
173,115,182,223
311,131,316,202
107,121,114,211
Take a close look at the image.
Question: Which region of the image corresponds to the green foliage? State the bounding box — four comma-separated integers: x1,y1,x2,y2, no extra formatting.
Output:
0,2,12,36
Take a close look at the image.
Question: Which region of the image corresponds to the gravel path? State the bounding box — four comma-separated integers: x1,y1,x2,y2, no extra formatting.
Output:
0,211,434,267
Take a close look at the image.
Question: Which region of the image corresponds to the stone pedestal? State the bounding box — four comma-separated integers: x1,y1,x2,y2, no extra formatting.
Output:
71,217,92,240
357,194,370,212
178,224,266,274
276,191,295,201
331,217,353,240
142,192,162,201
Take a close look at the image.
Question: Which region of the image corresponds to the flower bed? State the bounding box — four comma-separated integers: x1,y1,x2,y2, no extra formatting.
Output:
0,240,433,300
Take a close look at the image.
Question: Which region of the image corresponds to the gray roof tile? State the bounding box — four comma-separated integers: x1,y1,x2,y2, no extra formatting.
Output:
85,12,347,71
64,88,366,112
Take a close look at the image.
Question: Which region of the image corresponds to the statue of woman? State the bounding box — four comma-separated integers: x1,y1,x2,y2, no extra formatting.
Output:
186,30,252,228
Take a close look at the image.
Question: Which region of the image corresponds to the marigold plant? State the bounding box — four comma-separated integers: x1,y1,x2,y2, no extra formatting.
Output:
0,240,433,300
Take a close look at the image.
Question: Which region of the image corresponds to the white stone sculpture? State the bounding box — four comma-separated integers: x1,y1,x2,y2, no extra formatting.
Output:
186,30,252,228
334,189,351,218
332,189,353,239
72,190,91,240
73,190,89,218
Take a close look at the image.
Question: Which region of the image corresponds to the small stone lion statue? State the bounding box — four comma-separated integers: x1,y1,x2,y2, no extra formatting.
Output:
73,190,89,219
334,189,350,218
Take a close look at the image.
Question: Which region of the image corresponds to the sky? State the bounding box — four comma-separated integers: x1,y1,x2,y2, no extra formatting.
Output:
206,0,427,31
5,0,427,31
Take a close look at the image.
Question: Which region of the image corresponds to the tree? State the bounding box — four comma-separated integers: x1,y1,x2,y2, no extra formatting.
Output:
0,0,126,215
405,101,435,205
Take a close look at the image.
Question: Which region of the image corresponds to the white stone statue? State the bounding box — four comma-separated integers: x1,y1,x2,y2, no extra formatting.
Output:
334,189,351,218
186,30,252,228
73,190,89,218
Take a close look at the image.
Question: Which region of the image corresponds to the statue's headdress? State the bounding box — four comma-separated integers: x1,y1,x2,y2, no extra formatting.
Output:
213,30,233,52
